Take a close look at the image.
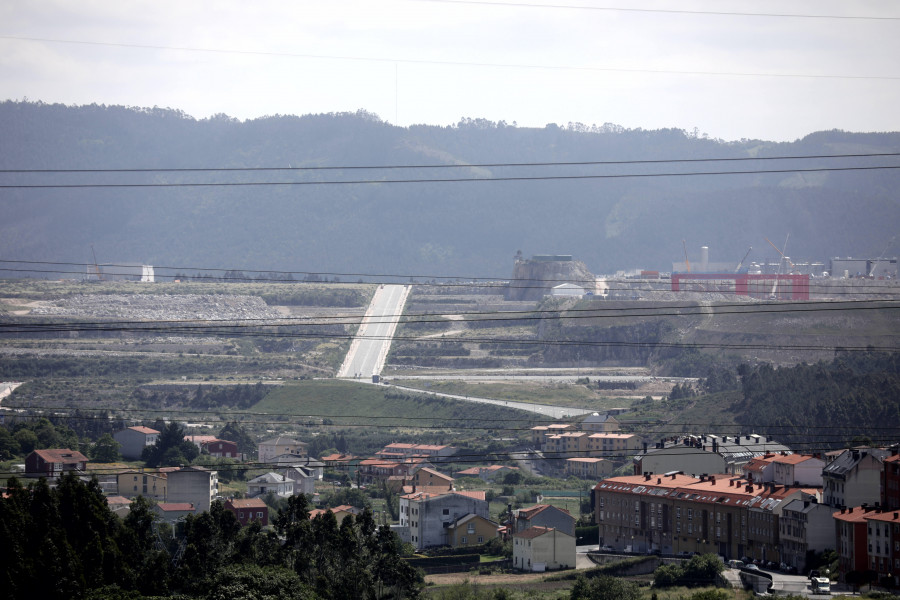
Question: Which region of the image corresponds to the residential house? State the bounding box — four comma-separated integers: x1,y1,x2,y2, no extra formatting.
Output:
320,453,358,475
185,435,240,459
106,495,132,518
530,424,575,450
117,469,167,501
741,453,780,483
456,465,518,482
513,526,576,571
779,496,834,572
258,436,308,463
225,498,268,526
580,413,621,433
379,443,456,459
278,465,316,495
586,433,642,458
412,467,454,491
882,452,900,511
399,490,489,550
772,454,825,487
446,514,499,549
864,510,900,587
634,434,791,477
833,506,872,581
565,457,614,479
823,448,888,508
247,472,294,498
25,449,88,479
269,455,325,480
113,426,160,460
544,432,590,459
154,502,196,523
167,466,218,512
309,504,362,525
515,504,576,537
359,456,430,485
745,483,811,564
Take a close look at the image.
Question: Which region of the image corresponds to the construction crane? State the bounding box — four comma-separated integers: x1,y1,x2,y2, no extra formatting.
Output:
89,245,103,281
767,234,789,300
868,236,896,277
735,247,752,273
765,237,794,271
682,240,691,273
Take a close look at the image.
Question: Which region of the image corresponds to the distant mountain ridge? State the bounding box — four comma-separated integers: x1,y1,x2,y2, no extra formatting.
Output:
1,100,898,278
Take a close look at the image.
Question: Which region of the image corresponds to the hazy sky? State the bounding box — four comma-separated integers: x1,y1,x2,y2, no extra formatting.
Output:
2,0,899,141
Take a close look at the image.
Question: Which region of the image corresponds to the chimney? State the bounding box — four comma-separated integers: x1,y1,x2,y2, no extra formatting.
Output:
643,442,648,453
670,473,676,480
729,480,734,487
895,512,898,519
841,507,846,514
645,473,651,481
657,478,662,484
710,476,716,485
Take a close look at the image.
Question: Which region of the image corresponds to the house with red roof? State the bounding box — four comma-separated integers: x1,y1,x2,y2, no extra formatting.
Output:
113,426,160,460
25,449,88,479
399,489,489,550
153,502,196,523
772,454,825,487
225,498,268,526
185,435,239,459
833,505,872,580
456,465,518,482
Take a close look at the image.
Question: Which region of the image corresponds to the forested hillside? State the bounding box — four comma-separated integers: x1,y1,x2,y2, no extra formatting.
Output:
733,352,900,448
1,101,899,277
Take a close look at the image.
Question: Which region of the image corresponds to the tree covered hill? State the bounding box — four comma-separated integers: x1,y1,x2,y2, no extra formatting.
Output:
732,351,900,449
2,101,899,278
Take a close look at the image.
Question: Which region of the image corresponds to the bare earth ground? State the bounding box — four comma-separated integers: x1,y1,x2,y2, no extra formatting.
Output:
426,571,568,589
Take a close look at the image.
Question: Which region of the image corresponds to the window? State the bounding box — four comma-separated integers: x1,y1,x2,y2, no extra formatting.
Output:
688,509,693,520
257,512,264,518
443,508,450,516
468,524,475,534
239,512,244,518
462,537,467,544
478,536,484,543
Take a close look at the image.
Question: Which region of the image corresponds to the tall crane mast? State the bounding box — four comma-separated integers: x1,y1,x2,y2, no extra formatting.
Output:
682,240,691,273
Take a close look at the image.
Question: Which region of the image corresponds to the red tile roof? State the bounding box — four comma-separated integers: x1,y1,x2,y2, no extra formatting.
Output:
129,426,159,435
227,498,267,509
32,449,88,464
157,503,194,511
514,526,554,539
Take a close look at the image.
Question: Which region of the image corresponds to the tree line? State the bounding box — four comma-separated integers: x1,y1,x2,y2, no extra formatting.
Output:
0,474,423,600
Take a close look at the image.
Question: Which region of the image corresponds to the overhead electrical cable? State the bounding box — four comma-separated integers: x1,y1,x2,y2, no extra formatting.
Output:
2,151,899,174
2,35,898,80
4,164,900,188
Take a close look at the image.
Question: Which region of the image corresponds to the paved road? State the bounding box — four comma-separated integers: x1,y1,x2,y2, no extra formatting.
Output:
388,383,593,419
337,285,409,378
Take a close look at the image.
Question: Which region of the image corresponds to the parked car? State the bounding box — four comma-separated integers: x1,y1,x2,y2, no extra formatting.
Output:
599,545,615,553
745,564,760,572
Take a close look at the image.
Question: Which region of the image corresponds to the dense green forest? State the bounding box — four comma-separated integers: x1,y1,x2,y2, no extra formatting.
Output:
732,352,900,448
2,101,899,278
0,474,422,600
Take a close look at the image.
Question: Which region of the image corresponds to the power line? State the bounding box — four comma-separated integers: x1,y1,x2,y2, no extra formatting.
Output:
2,152,898,173
3,260,899,296
3,35,899,81
416,0,900,22
9,402,900,434
3,164,900,188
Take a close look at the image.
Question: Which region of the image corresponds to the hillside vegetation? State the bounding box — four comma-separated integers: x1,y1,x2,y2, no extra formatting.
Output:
2,101,899,277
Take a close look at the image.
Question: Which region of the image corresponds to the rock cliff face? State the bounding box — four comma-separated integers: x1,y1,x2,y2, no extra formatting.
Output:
505,258,596,301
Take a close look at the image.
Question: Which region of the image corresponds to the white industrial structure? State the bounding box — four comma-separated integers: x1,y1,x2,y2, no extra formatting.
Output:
140,265,155,282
